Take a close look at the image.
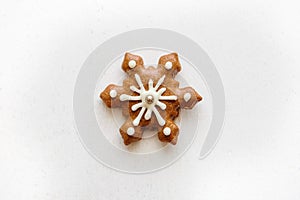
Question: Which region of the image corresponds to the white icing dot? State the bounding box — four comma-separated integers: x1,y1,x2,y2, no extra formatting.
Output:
127,127,135,136
164,61,173,70
184,93,191,102
109,90,117,98
128,60,136,68
163,127,171,136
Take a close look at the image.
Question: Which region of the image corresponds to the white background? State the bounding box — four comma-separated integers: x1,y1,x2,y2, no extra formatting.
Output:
1,0,300,199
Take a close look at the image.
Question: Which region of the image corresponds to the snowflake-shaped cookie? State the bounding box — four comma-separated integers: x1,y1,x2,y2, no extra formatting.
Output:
100,52,202,145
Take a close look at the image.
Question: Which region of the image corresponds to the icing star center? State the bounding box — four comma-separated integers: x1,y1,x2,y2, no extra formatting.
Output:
119,74,177,126
145,95,154,104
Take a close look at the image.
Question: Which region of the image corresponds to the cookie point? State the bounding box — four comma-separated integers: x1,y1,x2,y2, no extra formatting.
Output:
196,93,203,101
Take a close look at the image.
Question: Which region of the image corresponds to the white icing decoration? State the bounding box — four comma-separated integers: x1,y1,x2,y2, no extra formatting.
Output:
165,61,173,70
127,127,135,136
119,73,177,126
128,60,136,68
163,127,171,136
109,90,117,98
184,93,191,102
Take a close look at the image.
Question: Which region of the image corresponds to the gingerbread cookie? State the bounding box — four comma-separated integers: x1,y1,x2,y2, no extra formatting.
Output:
100,52,202,145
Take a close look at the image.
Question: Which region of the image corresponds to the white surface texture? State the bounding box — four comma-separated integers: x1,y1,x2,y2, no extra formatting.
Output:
1,0,300,199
